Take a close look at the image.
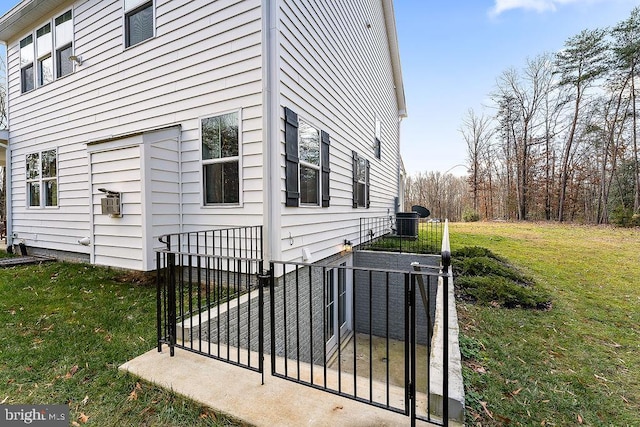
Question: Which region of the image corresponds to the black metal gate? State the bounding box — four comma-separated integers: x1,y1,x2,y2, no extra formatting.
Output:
156,226,453,425
265,259,451,426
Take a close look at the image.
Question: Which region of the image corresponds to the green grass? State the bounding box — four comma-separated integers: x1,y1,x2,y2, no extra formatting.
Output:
0,261,242,426
365,222,442,254
450,222,640,426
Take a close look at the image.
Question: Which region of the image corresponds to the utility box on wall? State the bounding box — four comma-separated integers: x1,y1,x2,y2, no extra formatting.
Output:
100,190,122,218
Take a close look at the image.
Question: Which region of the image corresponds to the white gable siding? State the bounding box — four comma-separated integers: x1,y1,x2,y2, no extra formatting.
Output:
5,0,264,265
277,0,401,262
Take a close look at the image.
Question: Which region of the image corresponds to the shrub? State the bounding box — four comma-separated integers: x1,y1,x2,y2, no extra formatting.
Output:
451,246,501,260
454,256,534,286
452,245,551,310
462,208,480,222
610,206,640,227
456,275,551,309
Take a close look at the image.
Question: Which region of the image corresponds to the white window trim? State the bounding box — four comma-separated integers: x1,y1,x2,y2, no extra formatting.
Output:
354,152,369,208
199,109,243,208
123,0,156,49
19,34,34,93
36,22,53,87
298,117,322,207
19,8,76,94
26,149,59,209
374,117,382,159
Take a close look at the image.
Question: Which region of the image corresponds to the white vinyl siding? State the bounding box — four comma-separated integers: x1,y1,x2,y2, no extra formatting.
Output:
90,143,143,270
278,0,401,262
5,0,263,266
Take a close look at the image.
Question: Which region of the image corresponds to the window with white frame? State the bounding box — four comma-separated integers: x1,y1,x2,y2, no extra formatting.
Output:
352,152,369,208
125,0,154,48
36,24,53,86
283,107,330,207
374,118,382,159
20,35,34,93
201,112,240,205
298,119,321,205
55,10,74,78
20,9,74,93
26,149,58,208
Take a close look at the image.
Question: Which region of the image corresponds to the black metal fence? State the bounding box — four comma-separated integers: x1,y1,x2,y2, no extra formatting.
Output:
267,259,450,425
156,226,265,375
156,223,455,425
158,226,263,260
359,215,443,254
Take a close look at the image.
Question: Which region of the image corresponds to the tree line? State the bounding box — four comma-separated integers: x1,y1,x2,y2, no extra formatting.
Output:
407,7,640,225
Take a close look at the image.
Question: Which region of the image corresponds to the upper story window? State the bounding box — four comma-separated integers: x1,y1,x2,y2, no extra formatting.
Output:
201,111,240,205
284,107,330,208
374,118,382,159
299,120,320,205
26,149,58,208
125,0,154,48
352,152,369,208
55,11,74,78
20,10,74,93
36,24,53,85
20,35,34,93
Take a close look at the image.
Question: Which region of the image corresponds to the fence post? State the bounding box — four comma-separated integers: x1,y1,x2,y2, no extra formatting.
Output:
167,250,177,357
257,264,271,385
269,263,277,376
156,253,163,352
408,272,416,426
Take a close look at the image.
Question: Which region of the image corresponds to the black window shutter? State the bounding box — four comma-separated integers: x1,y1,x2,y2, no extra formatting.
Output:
284,107,299,207
321,131,330,207
365,159,371,209
352,151,358,208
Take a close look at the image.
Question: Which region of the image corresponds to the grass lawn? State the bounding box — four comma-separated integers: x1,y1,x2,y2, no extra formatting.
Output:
0,261,242,426
450,222,640,426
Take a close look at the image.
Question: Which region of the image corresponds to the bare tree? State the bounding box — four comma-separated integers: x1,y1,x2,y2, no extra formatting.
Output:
460,109,493,214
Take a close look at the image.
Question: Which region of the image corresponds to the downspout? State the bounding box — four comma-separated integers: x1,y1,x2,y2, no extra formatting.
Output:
397,115,404,213
4,141,10,249
262,0,280,262
2,42,12,249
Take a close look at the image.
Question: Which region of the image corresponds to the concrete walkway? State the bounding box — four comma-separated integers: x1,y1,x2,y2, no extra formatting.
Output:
120,347,442,427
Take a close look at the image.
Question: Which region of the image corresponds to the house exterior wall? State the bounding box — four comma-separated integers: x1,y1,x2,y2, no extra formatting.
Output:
353,251,439,346
4,0,264,268
1,0,405,270
276,0,403,263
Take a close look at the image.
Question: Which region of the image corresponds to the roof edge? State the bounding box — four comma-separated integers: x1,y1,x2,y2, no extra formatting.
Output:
381,0,407,118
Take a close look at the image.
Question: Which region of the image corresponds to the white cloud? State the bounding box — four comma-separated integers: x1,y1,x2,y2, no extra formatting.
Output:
489,0,587,17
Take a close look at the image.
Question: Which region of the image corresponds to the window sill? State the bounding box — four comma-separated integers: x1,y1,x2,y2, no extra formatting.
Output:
124,35,156,52
201,203,243,209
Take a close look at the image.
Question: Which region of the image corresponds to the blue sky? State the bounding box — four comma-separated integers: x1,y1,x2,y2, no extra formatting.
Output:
394,0,640,176
1,0,639,176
